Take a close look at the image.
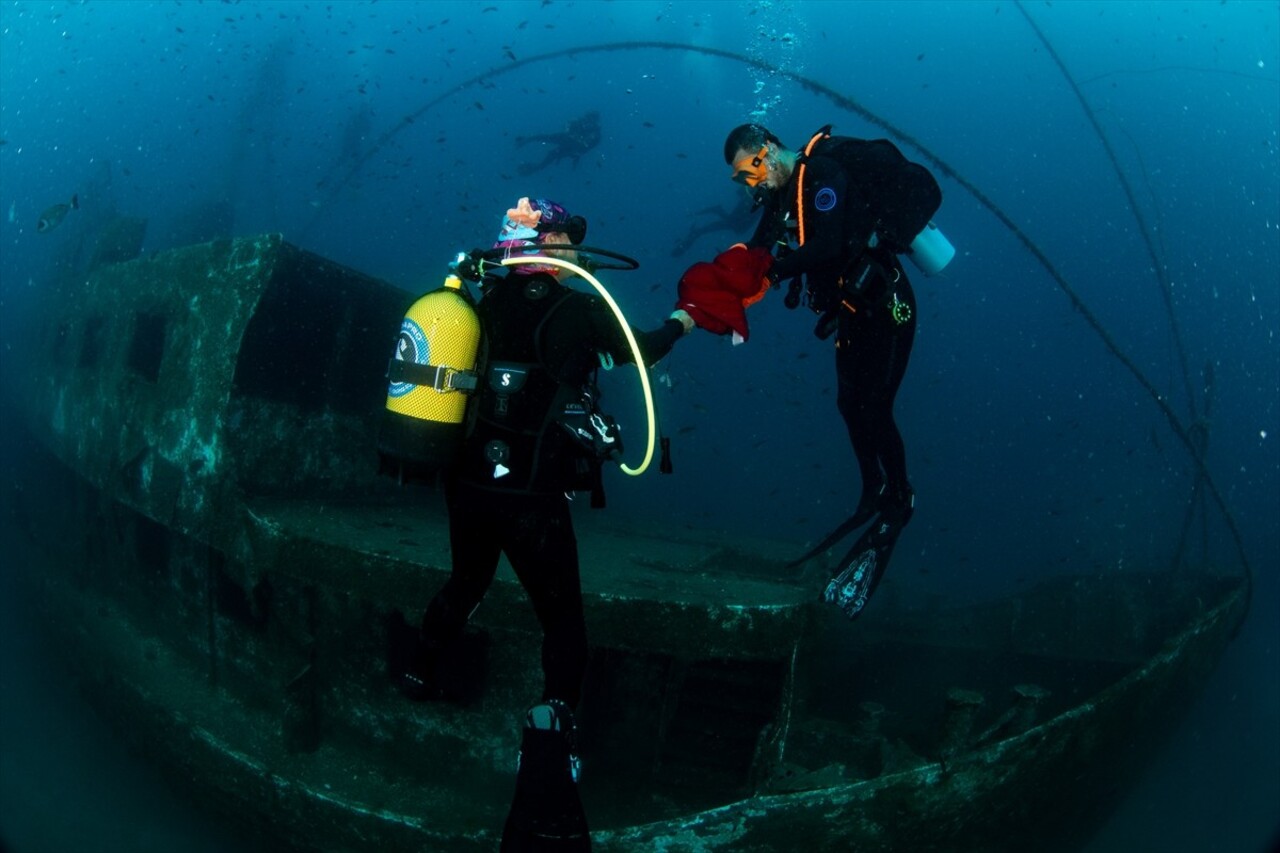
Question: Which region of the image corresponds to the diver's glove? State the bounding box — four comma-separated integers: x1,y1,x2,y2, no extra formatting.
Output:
675,245,774,342
669,309,695,335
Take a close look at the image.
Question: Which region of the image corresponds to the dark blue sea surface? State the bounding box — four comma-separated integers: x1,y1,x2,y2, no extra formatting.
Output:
1,1,1276,851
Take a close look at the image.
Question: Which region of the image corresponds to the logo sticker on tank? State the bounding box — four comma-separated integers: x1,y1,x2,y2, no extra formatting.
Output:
388,318,429,397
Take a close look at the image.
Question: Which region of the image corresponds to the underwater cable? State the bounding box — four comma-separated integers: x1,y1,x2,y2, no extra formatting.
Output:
1014,0,1198,423
1013,5,1247,592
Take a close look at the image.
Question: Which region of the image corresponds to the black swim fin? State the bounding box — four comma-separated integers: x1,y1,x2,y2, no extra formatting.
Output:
787,488,886,568
500,701,591,852
822,503,912,620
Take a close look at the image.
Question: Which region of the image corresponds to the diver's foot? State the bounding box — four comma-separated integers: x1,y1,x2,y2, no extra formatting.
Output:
527,699,575,733
879,484,915,526
502,702,589,849
786,489,887,569
849,486,888,529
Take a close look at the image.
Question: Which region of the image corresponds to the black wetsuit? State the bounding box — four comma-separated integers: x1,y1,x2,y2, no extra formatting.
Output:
420,271,682,710
749,134,940,509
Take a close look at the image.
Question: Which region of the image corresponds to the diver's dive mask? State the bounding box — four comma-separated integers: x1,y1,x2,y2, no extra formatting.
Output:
536,213,587,245
495,197,589,273
731,145,770,188
499,197,588,246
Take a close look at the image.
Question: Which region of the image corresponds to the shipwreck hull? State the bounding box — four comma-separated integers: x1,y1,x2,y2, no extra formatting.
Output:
596,575,1247,852
4,236,1249,851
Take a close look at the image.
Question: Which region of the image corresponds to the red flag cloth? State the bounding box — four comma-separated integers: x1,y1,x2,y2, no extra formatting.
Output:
676,245,774,341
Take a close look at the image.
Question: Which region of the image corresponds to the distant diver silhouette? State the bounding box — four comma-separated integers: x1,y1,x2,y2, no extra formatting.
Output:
670,199,756,258
513,110,602,176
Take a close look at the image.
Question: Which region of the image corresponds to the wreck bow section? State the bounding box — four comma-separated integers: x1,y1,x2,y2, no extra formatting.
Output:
13,234,405,544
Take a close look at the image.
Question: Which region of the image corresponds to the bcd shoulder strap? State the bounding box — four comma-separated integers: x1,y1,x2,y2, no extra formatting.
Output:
794,124,834,249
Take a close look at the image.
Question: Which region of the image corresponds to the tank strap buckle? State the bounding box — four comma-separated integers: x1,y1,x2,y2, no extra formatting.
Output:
435,367,479,393
387,358,478,393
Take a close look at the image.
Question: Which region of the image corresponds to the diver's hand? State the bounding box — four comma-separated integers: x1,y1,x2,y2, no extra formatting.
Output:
669,309,695,335
673,245,773,342
673,296,725,336
676,257,761,340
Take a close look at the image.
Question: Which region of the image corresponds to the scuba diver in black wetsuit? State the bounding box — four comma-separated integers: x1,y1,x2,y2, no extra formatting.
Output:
722,123,943,619
389,197,692,851
514,111,603,176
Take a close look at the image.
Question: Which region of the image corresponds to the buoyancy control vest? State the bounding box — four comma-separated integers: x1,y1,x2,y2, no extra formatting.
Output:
785,127,943,334
793,126,942,255
457,273,617,500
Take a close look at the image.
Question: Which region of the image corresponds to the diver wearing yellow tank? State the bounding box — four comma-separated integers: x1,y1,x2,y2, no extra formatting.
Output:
389,197,689,850
392,197,687,700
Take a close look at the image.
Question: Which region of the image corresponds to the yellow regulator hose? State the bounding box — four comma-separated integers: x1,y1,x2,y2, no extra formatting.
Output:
501,255,656,476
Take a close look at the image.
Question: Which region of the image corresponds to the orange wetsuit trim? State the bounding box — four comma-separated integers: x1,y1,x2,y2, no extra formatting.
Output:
794,128,830,249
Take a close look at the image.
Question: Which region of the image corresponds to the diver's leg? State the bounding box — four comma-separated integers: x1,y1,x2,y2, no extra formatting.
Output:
398,481,502,699
822,278,919,618
515,129,570,174
426,481,504,640
515,132,560,148
838,277,917,501
836,312,888,511
518,150,557,176
788,322,888,569
873,276,917,508
500,496,592,851
503,494,588,710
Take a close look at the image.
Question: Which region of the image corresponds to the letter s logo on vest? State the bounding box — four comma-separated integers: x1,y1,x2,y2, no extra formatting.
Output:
501,372,512,387
814,187,837,212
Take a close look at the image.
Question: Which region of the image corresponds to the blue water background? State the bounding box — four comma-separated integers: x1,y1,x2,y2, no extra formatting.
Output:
1,1,1276,850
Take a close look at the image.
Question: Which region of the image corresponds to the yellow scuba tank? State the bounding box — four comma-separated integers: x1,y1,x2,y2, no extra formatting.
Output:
377,273,482,483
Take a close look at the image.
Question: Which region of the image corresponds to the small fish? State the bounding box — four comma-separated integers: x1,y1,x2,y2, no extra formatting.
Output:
37,194,78,233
